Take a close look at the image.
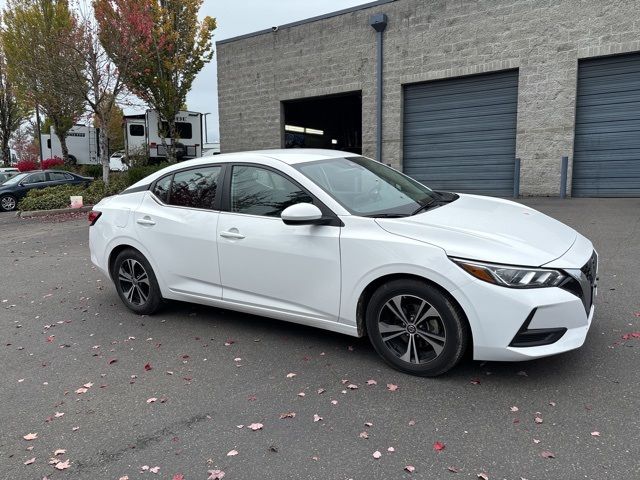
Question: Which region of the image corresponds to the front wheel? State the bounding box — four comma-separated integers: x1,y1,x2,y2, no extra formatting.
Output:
112,249,163,315
366,279,469,376
0,195,17,212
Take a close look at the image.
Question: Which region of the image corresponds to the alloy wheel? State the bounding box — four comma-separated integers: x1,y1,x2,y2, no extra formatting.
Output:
118,258,150,306
1,196,16,211
377,294,447,364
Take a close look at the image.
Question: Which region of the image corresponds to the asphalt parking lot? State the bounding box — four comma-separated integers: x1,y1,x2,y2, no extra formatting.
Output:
1,198,639,480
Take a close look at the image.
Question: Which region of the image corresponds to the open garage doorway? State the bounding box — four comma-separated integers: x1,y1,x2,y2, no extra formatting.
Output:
282,91,362,154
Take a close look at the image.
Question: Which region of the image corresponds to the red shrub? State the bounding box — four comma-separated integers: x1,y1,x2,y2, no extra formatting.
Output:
16,159,40,172
42,157,64,170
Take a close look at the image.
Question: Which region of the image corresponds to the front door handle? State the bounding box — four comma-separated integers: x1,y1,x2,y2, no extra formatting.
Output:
136,217,156,226
220,229,245,240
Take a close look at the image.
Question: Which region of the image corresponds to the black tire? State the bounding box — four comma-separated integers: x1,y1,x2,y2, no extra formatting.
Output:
0,194,17,212
366,279,469,376
112,249,163,315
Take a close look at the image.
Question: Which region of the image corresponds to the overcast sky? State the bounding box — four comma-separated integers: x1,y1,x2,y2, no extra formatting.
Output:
0,0,370,141
190,0,369,143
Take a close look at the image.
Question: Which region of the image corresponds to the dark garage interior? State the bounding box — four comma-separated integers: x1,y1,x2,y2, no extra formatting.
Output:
282,92,362,154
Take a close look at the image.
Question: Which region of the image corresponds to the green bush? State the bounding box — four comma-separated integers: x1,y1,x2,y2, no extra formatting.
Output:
18,184,85,211
80,165,103,178
18,162,173,212
126,162,171,186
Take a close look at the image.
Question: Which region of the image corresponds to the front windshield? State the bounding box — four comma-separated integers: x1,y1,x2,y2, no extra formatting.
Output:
295,156,437,217
2,172,28,185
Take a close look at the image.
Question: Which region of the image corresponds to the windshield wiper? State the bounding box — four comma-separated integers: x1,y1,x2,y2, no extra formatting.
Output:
365,213,408,218
410,198,437,216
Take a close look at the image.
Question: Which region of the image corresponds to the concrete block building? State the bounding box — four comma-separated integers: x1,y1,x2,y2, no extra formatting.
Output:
217,0,640,197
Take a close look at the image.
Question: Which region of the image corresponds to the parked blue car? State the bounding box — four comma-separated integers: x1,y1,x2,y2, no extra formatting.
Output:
0,170,93,211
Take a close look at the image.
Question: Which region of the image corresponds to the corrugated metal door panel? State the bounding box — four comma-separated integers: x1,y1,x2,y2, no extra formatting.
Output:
573,52,640,197
403,70,518,196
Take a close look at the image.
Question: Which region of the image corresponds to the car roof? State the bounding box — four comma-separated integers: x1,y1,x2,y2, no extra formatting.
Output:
126,149,363,191
170,149,360,170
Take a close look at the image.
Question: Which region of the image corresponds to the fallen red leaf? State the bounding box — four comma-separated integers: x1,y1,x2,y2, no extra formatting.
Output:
372,450,382,459
448,466,460,473
541,450,555,459
23,433,38,441
387,383,399,392
247,423,263,431
108,358,117,365
621,332,640,340
208,469,225,479
405,465,416,473
433,441,446,452
24,457,35,465
470,379,481,385
144,363,152,371
172,475,185,480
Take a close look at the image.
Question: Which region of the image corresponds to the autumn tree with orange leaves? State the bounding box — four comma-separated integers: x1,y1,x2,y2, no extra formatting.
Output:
94,0,216,163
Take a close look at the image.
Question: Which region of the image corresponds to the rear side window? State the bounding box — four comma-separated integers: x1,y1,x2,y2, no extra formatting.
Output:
169,166,221,210
129,124,145,137
152,175,171,203
49,172,73,181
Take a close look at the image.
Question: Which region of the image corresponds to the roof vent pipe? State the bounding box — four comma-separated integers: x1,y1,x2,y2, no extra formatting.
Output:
369,13,388,163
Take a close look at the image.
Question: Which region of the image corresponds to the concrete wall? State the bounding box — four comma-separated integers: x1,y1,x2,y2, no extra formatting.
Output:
217,0,640,196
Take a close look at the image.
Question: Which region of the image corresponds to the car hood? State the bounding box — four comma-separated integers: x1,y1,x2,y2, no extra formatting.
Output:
375,194,577,266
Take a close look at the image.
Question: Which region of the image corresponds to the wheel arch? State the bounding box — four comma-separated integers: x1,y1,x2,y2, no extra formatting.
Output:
108,244,141,280
356,273,473,352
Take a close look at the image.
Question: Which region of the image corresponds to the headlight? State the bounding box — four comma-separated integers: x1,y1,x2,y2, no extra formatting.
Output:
451,258,565,288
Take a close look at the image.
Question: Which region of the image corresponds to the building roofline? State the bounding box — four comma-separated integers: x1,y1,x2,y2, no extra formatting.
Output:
217,0,396,46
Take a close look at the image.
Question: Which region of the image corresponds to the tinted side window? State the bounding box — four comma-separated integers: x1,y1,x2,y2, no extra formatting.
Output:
26,172,47,183
152,175,171,203
169,167,220,210
129,124,145,137
49,172,70,181
230,166,312,217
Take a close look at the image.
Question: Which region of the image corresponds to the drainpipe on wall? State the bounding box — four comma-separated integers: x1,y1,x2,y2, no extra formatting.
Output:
369,13,388,163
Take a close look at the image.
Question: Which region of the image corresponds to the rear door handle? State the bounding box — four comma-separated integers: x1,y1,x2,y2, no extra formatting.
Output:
136,217,156,226
220,230,245,240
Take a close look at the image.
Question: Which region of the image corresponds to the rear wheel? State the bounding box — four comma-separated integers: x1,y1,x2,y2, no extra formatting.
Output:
112,249,163,315
0,195,16,212
366,279,469,376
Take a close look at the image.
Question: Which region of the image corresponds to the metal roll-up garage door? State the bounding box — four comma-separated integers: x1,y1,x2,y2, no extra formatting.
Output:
572,53,640,197
403,70,518,196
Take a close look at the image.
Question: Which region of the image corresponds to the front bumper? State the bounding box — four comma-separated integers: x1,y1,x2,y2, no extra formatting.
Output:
451,235,597,362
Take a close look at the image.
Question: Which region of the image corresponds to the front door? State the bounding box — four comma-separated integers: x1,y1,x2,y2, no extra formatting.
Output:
134,165,223,299
217,164,341,321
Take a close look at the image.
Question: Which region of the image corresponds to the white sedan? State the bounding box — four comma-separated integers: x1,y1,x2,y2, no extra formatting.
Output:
89,149,597,376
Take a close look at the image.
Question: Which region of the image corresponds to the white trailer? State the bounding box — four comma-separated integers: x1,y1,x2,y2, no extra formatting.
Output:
124,110,203,163
40,124,100,165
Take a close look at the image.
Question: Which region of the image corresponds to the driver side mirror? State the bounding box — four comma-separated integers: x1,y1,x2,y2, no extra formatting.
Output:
281,203,329,226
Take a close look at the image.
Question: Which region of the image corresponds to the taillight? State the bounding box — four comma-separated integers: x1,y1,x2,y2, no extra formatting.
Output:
88,210,102,226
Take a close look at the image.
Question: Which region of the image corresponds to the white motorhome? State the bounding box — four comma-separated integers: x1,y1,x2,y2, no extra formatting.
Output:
40,124,100,165
124,110,203,163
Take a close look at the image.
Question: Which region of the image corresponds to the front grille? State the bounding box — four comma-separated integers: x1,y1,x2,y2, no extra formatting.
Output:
581,251,598,285
559,250,597,314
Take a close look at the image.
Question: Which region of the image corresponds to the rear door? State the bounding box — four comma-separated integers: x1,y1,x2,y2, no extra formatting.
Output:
134,165,224,299
216,163,341,321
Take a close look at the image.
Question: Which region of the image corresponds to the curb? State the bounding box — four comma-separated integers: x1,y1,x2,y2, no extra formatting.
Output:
17,206,94,218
